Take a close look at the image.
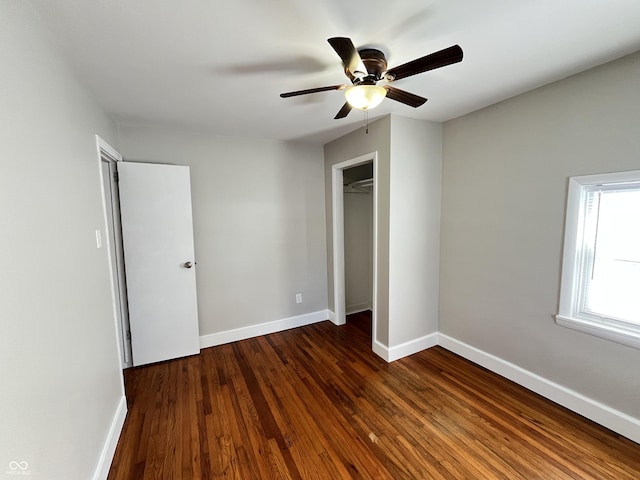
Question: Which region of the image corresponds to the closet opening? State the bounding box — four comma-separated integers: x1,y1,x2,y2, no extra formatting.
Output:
331,152,378,349
343,162,374,338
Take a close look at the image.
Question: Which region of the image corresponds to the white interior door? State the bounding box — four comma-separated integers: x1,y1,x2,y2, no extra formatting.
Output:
118,162,200,366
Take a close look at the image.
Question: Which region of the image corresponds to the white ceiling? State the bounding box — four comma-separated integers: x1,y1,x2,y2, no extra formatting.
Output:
30,0,640,145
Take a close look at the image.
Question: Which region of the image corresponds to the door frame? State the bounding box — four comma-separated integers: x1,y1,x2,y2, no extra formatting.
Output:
95,135,132,369
331,152,378,347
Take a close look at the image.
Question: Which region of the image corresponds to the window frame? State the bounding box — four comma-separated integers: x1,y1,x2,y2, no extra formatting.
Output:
556,170,640,350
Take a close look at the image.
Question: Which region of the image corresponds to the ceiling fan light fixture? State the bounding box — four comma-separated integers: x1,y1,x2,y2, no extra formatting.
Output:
281,38,463,120
344,84,387,110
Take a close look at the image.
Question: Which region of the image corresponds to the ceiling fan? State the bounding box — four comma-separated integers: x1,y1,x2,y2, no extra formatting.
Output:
280,37,463,119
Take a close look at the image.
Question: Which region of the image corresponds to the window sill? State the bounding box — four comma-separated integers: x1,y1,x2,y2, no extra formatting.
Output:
555,315,640,350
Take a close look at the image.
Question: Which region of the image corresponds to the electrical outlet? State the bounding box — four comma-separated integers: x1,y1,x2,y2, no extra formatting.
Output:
295,293,303,304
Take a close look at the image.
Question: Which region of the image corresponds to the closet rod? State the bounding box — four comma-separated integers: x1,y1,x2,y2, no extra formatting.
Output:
344,178,373,188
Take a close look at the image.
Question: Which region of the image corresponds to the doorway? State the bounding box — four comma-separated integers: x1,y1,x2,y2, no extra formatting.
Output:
97,137,132,369
96,138,201,368
343,162,374,315
331,152,378,349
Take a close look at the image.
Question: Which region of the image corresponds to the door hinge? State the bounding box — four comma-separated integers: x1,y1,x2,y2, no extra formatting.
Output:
113,171,119,182
126,330,131,340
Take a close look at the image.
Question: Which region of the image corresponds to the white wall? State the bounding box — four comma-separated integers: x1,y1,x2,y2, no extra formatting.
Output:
344,189,373,313
441,52,640,419
0,1,124,478
325,116,392,345
388,116,442,346
324,115,443,356
117,126,328,338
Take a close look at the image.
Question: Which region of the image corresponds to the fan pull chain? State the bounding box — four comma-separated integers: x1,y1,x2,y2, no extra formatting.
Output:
364,109,369,134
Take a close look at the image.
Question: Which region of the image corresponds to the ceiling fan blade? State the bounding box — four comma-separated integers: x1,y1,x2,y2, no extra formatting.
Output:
280,85,345,98
328,37,368,76
385,45,463,82
383,86,427,108
334,102,352,119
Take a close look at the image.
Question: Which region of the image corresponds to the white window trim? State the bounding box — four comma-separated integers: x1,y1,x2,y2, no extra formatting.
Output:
556,169,640,350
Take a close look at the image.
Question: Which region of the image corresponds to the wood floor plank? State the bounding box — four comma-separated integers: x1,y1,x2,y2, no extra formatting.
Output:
108,312,640,479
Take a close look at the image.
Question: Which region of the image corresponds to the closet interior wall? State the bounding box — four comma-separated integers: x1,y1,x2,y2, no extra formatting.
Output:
343,164,374,315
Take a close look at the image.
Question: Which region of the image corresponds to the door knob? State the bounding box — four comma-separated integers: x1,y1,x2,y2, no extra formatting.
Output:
184,261,193,269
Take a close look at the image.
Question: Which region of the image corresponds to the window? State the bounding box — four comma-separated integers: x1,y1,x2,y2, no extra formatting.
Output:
557,170,640,349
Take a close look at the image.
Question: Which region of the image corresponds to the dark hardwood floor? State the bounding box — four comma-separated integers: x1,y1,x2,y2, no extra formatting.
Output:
108,312,640,479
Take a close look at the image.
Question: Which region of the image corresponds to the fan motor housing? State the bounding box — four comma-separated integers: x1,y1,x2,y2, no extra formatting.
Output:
346,48,387,82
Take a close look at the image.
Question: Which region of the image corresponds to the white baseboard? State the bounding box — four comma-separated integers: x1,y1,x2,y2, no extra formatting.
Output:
373,332,439,362
199,310,330,349
93,395,127,480
327,309,336,325
372,340,390,361
438,334,640,445
346,302,372,315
